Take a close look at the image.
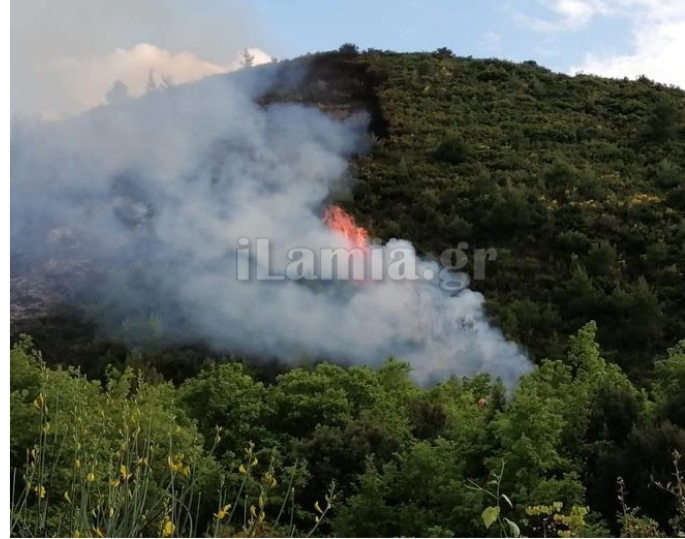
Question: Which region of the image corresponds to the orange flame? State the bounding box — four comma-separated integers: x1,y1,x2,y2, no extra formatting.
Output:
323,206,369,249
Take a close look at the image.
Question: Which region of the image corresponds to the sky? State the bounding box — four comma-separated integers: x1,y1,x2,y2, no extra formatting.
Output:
251,0,683,84
10,0,685,118
253,0,630,67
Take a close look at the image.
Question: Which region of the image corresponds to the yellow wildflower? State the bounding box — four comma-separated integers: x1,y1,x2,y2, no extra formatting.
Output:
93,526,104,537
168,455,180,473
34,485,46,499
32,394,44,409
86,472,96,482
161,519,175,537
238,463,247,474
63,491,72,503
314,501,323,514
264,472,276,486
214,504,232,520
167,454,188,475
120,464,132,480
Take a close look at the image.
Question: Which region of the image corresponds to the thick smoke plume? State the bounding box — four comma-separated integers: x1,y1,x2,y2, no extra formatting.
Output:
11,66,532,387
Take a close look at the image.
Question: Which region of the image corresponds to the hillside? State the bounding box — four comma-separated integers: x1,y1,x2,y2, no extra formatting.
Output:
12,48,685,379
9,49,685,537
342,48,685,377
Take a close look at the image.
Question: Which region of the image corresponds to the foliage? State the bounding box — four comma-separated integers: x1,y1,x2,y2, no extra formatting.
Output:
9,50,685,537
8,320,685,537
343,51,685,377
9,343,330,537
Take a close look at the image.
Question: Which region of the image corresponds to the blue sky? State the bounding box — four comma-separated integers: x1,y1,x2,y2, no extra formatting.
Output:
250,0,634,73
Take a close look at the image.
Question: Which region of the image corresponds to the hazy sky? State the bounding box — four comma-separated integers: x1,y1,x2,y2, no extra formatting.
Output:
11,0,685,118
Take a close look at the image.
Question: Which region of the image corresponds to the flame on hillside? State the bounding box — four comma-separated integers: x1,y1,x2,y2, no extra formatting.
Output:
323,206,369,249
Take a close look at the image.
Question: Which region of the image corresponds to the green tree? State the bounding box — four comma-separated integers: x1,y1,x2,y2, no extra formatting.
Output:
178,363,271,458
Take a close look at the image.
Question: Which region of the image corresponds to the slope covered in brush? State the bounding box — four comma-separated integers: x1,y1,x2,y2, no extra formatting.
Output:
339,48,685,377
10,49,685,383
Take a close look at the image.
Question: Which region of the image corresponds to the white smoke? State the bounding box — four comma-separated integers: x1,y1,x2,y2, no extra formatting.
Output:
11,64,532,387
27,44,274,120
11,0,270,119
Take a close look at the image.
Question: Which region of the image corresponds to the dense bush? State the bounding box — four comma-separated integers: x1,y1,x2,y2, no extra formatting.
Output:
345,51,685,377
9,328,685,536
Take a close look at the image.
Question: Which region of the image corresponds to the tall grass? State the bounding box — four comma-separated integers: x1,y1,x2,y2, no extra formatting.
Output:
10,365,333,538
